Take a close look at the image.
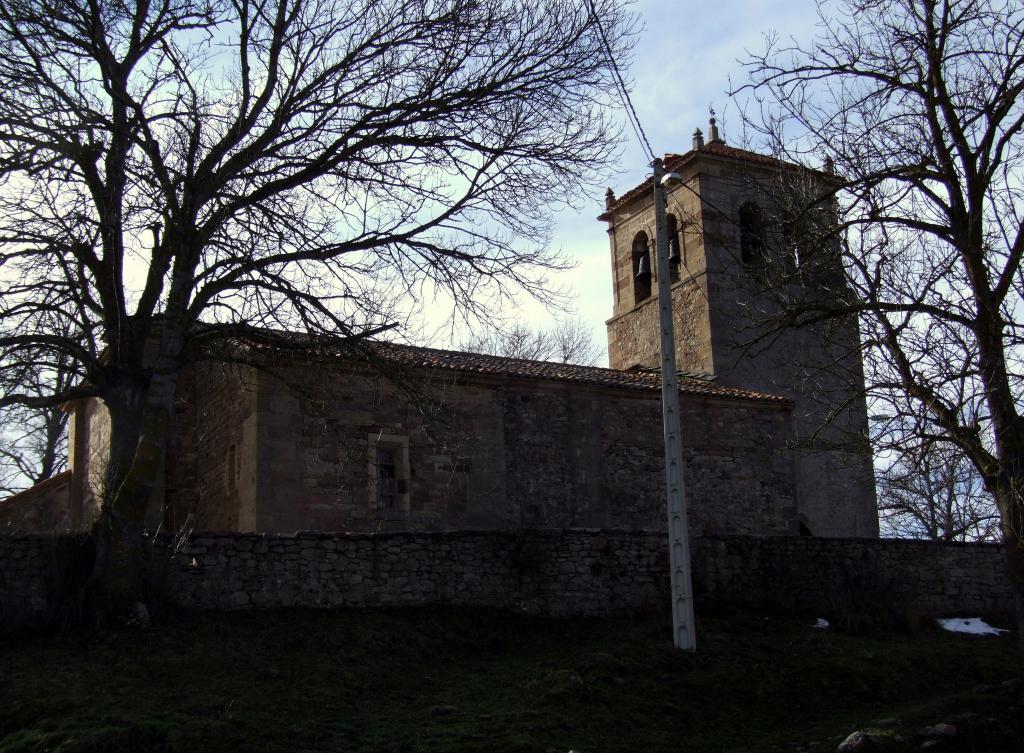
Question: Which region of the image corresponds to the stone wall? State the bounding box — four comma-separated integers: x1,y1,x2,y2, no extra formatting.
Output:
1,531,1014,632
0,534,91,629
606,275,713,373
695,162,879,538
200,362,798,537
169,529,668,616
166,363,259,531
693,535,1013,619
77,398,111,520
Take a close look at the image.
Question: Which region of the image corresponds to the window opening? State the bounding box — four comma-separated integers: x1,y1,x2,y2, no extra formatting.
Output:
632,231,651,303
739,202,764,264
226,443,237,492
368,433,410,514
377,446,398,510
667,214,682,281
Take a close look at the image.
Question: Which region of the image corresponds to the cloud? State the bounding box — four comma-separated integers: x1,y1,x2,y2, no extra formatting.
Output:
531,0,825,362
429,0,827,363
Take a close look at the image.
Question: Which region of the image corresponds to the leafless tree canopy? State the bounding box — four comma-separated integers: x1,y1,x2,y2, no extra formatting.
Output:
0,382,69,497
0,0,634,610
0,318,77,496
0,0,631,384
459,318,603,365
876,421,1000,542
734,0,1024,616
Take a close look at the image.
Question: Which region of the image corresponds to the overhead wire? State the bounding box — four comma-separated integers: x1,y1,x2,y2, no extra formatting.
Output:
584,0,743,233
585,0,800,284
585,0,656,164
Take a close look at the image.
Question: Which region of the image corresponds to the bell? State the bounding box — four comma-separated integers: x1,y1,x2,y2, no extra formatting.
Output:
668,236,681,265
635,254,651,279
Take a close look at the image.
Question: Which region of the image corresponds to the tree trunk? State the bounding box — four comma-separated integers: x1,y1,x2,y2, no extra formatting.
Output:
989,422,1024,643
999,490,1024,644
86,351,182,624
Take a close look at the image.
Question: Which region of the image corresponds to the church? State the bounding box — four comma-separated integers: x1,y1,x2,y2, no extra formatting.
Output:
5,124,879,539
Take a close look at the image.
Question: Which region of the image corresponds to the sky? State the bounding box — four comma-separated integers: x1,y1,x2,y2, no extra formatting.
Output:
491,0,827,364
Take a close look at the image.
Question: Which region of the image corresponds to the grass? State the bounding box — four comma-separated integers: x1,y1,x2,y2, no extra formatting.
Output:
0,604,1022,753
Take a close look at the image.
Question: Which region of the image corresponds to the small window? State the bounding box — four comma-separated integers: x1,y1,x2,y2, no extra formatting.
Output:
739,202,764,264
667,214,682,281
632,231,651,303
226,443,238,492
377,446,398,510
368,433,410,514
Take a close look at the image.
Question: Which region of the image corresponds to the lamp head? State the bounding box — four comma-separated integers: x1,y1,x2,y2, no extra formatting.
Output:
660,171,683,188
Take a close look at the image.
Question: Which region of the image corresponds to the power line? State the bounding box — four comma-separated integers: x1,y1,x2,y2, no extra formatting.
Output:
585,3,765,258
585,0,656,163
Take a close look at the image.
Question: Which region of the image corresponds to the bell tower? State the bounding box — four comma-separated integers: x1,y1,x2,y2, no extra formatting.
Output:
600,121,878,538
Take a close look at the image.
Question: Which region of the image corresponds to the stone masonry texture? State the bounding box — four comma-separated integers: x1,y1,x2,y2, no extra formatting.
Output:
604,145,878,539
694,535,1013,619
0,531,1013,631
158,358,799,537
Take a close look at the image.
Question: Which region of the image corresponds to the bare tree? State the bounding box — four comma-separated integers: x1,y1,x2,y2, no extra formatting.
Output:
0,324,79,497
459,318,603,365
872,377,1000,541
877,440,1000,542
0,0,634,616
733,0,1024,626
0,394,69,498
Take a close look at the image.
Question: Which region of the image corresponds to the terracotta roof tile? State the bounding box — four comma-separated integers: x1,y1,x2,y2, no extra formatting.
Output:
366,342,788,404
1,469,71,505
226,326,788,404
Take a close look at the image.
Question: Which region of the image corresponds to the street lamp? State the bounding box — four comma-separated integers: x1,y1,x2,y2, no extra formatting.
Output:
652,158,696,651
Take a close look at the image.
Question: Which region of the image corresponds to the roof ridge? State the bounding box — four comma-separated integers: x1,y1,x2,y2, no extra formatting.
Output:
373,340,682,377
218,328,789,405
366,341,788,404
1,469,71,505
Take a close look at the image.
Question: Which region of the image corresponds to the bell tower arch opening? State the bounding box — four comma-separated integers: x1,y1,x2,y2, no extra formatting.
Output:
631,231,652,304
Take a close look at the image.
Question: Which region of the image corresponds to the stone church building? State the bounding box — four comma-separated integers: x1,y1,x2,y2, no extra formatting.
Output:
5,125,879,539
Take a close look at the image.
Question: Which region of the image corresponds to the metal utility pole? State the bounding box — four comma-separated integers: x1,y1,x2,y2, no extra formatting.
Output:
652,157,696,651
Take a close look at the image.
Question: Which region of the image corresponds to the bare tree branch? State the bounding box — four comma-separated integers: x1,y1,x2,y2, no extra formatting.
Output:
0,0,636,616
733,0,1024,624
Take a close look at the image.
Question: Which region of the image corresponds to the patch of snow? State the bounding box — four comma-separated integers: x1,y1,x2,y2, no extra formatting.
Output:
813,617,829,630
936,617,1008,636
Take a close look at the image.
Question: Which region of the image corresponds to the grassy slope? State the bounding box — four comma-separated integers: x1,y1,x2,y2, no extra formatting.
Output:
0,605,1021,753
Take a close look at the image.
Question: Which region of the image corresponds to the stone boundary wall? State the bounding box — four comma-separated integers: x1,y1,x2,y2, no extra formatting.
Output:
167,530,668,615
694,535,1013,619
0,534,91,630
0,531,1013,630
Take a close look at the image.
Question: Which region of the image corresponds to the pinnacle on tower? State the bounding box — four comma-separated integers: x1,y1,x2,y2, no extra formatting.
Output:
708,113,723,144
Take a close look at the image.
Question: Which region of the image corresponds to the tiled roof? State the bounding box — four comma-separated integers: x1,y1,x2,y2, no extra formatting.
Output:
0,470,72,532
218,325,787,404
1,469,71,505
365,342,789,404
602,141,830,216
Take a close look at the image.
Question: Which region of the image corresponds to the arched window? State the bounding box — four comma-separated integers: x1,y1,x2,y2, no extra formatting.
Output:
739,202,764,264
632,231,651,303
667,214,682,282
